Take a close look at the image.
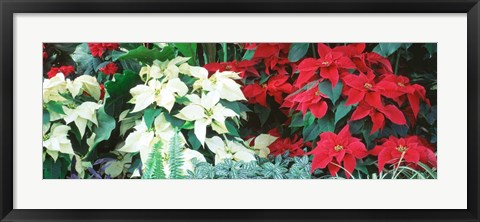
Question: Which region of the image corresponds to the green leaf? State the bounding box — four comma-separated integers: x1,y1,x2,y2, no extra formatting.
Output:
334,101,352,125
182,121,194,130
163,112,185,129
175,43,197,65
242,50,255,60
71,43,102,75
168,131,185,179
289,112,304,128
43,110,50,125
254,105,271,127
84,106,116,160
187,130,201,150
225,120,240,137
144,108,162,128
142,141,166,179
303,115,334,142
318,80,343,104
104,70,143,117
424,43,437,58
288,43,309,62
46,101,65,115
373,43,402,57
112,46,175,64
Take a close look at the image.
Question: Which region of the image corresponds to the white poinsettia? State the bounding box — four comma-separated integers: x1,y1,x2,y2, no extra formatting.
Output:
117,118,156,165
63,101,101,138
205,136,256,165
181,148,207,174
43,123,74,161
246,134,278,158
175,91,238,146
139,57,190,81
129,78,188,113
66,75,101,100
43,73,68,103
180,65,246,102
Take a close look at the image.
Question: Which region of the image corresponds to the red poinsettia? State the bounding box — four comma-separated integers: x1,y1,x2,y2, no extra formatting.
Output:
267,129,307,157
353,52,393,75
342,71,383,108
296,43,356,88
376,74,429,118
47,65,75,79
350,101,407,134
99,84,106,100
369,135,437,172
309,125,368,178
251,43,291,75
99,62,118,75
281,81,329,119
204,60,259,78
243,74,294,107
88,43,119,57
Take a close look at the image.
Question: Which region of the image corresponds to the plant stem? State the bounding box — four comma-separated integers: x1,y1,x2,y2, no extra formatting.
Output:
311,43,317,59
394,50,401,74
392,151,406,179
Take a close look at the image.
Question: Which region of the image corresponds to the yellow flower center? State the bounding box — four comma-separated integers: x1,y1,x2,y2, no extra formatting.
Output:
262,84,267,89
225,65,232,70
66,103,76,109
397,82,405,87
315,91,321,96
205,108,214,116
321,61,330,66
334,145,344,152
396,145,408,153
363,83,373,90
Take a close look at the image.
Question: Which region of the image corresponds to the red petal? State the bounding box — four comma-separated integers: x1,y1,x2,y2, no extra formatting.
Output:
381,105,407,125
403,150,420,164
345,89,365,106
317,43,332,58
327,162,340,177
370,111,385,134
310,101,328,119
365,92,383,109
336,57,356,69
342,154,356,179
320,66,339,87
348,141,368,158
350,104,370,121
407,93,420,119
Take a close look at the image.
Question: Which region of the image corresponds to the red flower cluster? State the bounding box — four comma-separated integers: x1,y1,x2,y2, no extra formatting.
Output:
47,66,75,79
250,43,292,75
281,81,329,119
88,43,119,57
243,74,294,107
369,135,437,172
309,125,368,178
99,63,119,75
297,43,356,87
267,129,308,157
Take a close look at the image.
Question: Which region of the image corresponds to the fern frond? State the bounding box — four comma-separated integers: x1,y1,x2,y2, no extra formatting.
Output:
142,141,166,179
168,130,185,179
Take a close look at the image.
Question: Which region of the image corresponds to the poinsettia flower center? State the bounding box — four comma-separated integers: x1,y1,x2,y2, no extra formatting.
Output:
334,145,344,152
66,103,77,109
43,134,50,141
204,108,214,116
315,91,321,96
397,82,405,87
363,83,373,90
225,65,232,70
396,145,408,153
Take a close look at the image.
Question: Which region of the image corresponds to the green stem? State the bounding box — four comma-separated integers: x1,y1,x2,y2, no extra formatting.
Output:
394,50,401,74
311,43,317,59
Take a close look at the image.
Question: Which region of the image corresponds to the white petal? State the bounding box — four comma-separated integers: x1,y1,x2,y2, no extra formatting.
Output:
166,78,188,96
201,91,220,110
194,119,208,146
175,104,206,121
130,85,155,113
205,136,225,154
254,134,278,149
233,150,256,163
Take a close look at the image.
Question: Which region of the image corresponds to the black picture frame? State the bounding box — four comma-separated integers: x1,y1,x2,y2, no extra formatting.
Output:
1,0,479,221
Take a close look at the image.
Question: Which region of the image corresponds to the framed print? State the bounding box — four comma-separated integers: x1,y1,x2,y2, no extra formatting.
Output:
1,0,479,221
